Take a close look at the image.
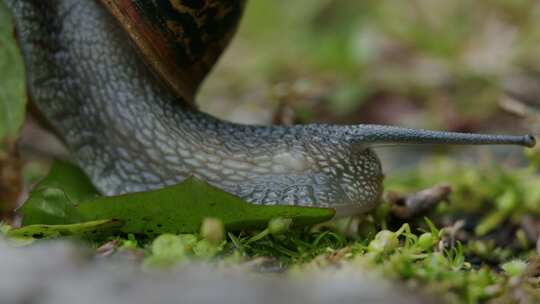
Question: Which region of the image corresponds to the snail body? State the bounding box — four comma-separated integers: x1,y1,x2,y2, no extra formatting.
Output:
6,0,535,214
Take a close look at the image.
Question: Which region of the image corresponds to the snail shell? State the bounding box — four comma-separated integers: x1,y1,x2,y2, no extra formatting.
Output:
100,0,246,103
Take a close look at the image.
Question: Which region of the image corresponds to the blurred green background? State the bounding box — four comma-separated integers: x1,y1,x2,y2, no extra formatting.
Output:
200,0,540,134
0,0,25,144
2,0,540,144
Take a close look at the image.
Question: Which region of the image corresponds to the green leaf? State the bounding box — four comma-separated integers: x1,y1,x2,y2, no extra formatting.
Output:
20,187,83,226
18,161,335,236
0,2,26,141
78,177,335,234
19,161,100,226
7,219,123,239
30,160,101,202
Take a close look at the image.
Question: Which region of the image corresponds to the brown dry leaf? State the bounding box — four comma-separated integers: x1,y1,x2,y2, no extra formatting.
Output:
521,215,540,243
326,247,352,265
96,240,121,257
0,140,22,222
388,184,452,219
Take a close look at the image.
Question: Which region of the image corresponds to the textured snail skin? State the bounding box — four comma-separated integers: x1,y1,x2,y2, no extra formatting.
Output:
7,0,535,213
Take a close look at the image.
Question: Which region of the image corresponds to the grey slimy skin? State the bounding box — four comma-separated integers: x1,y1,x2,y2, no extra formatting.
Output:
6,0,535,214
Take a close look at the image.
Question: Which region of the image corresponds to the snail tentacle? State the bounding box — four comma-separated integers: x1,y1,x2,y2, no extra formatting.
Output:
338,125,536,148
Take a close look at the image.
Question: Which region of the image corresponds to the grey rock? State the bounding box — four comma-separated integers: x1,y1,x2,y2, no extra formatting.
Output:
0,240,435,304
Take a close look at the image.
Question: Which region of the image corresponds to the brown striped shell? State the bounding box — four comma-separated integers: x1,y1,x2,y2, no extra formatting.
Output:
100,0,246,104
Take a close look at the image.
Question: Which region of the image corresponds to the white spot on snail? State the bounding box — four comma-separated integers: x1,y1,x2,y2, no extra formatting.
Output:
272,164,287,174
298,196,314,206
117,147,130,158
155,129,169,143
222,159,251,170
119,161,136,173
282,195,296,205
234,153,248,159
216,150,229,158
253,167,271,174
184,158,200,167
272,151,310,172
159,142,176,155
228,175,246,182
316,154,326,161
197,169,220,181
253,155,271,162
206,162,223,171
206,154,220,163
134,132,151,146
194,153,208,162
169,164,188,172
318,161,329,167
147,149,162,161
221,180,237,188
207,138,221,146
176,141,187,150
178,149,191,158
164,155,181,163
335,164,345,171
222,168,234,175
259,161,272,168
142,172,160,183
266,191,279,199
235,170,249,177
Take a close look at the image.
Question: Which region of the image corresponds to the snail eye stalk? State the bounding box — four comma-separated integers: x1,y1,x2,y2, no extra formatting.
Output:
344,125,536,148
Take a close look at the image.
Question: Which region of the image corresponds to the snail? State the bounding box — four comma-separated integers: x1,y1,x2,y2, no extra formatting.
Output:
5,0,536,215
